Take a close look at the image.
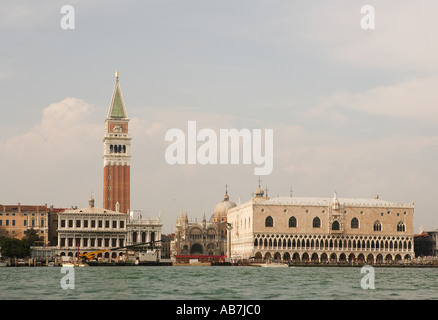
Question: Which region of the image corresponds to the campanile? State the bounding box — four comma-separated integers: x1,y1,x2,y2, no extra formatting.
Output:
103,71,131,214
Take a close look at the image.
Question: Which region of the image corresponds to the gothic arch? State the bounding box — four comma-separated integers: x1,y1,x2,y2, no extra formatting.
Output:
265,216,274,227
302,252,310,262
373,220,382,232
292,252,300,262
397,221,406,232
190,243,203,255
289,216,297,228
313,217,321,228
351,217,359,229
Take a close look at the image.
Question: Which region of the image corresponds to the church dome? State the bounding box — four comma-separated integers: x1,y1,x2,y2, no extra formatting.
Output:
212,192,236,222
254,187,264,197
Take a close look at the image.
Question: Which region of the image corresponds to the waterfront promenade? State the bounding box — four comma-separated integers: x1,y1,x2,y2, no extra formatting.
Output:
2,256,437,268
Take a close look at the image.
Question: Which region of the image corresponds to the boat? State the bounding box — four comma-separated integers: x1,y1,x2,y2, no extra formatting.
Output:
61,262,75,267
0,260,7,267
61,243,89,267
174,261,211,266
61,261,88,267
260,262,289,268
17,259,26,266
249,260,289,268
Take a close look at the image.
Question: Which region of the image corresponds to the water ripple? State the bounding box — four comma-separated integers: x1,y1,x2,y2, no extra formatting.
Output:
1,266,438,300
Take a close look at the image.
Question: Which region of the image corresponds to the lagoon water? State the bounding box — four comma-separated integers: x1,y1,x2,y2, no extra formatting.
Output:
1,266,437,300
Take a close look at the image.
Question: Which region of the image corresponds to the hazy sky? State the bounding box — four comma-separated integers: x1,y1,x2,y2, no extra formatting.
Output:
1,1,438,233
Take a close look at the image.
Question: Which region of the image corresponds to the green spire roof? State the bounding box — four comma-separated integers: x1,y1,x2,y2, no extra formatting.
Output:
108,73,128,119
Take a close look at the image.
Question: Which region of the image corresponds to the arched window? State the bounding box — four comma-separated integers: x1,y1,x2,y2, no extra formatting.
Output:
351,217,359,229
289,216,297,228
265,216,273,227
397,221,406,232
123,145,126,153
110,145,113,153
332,221,340,231
312,217,321,228
373,220,382,232
189,227,202,240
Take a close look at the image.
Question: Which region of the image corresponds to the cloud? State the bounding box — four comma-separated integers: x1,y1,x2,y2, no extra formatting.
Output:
310,76,438,124
304,1,438,72
0,98,101,205
3,97,99,160
270,120,438,233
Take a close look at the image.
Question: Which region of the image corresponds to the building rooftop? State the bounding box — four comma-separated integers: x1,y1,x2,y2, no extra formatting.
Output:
107,71,128,119
260,196,414,208
60,196,125,215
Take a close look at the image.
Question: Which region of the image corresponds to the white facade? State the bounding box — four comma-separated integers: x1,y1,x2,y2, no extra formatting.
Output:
127,214,162,247
57,197,128,259
57,197,162,259
227,188,415,264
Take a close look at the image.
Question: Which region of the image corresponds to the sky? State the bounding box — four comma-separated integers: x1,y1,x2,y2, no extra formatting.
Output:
1,0,438,234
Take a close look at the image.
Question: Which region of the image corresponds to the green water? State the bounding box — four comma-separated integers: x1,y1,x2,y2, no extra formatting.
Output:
0,266,437,300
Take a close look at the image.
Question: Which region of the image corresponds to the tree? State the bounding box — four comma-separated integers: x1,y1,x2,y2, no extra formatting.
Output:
0,238,30,258
22,228,43,247
0,226,8,238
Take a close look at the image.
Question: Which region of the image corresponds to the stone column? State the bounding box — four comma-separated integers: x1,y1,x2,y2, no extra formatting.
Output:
226,223,232,258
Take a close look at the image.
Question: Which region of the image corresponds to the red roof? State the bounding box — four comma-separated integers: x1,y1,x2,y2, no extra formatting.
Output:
414,232,429,238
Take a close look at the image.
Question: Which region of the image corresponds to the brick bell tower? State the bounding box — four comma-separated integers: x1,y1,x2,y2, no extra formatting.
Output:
103,71,131,214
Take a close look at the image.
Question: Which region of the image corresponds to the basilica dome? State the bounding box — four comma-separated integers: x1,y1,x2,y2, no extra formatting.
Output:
212,192,236,223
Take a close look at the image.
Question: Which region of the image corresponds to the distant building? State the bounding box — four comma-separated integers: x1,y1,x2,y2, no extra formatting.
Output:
227,184,415,264
414,231,438,257
160,233,175,259
127,211,162,248
47,207,67,246
57,196,128,259
173,191,236,262
0,203,65,245
56,196,162,259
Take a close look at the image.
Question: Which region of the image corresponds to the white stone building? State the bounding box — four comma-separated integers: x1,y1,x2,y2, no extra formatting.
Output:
57,196,162,260
127,210,162,247
227,185,415,264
